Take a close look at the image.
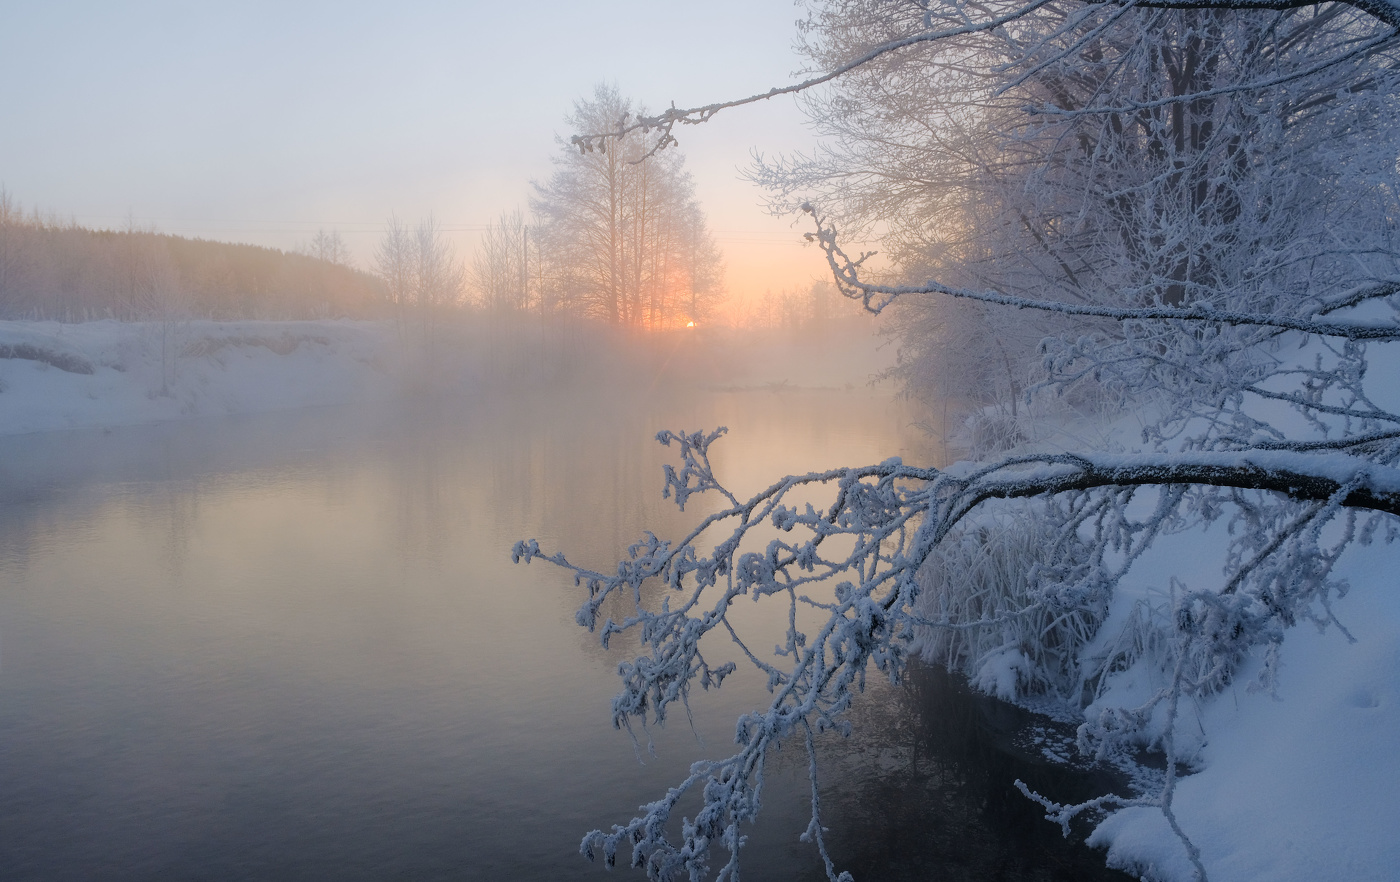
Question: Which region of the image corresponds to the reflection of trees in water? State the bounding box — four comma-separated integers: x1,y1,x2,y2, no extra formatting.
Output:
797,661,1130,881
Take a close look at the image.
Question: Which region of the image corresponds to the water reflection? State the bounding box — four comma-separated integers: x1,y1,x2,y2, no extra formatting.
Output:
800,663,1129,881
0,389,1121,880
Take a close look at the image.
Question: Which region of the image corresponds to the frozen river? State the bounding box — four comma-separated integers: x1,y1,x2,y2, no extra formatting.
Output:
0,387,1125,880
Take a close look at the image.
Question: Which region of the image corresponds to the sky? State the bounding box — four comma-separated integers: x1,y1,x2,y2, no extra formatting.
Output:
0,0,839,309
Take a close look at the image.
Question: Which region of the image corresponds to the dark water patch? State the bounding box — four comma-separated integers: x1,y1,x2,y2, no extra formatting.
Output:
797,663,1131,881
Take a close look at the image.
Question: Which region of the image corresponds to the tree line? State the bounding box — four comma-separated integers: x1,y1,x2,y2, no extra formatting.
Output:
3,84,726,334
0,189,386,322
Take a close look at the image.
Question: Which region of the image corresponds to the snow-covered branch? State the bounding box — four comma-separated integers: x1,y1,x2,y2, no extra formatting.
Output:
1125,0,1400,28
570,0,1399,159
513,423,1397,879
569,0,1064,160
807,207,1400,341
948,449,1400,517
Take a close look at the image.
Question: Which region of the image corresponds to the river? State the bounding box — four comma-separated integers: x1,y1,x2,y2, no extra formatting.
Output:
0,386,1126,880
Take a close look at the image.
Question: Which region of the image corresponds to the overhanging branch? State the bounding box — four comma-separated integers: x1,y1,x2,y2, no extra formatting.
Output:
568,0,1400,159
807,208,1400,340
951,451,1400,519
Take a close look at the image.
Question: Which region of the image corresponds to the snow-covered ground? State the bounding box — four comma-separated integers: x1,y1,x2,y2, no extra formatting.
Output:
0,319,403,436
0,318,900,437
1079,518,1400,881
929,373,1400,879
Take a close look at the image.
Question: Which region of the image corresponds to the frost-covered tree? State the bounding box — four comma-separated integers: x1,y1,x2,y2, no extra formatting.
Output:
532,84,725,329
749,0,1400,449
375,214,415,334
471,209,530,315
518,2,1400,880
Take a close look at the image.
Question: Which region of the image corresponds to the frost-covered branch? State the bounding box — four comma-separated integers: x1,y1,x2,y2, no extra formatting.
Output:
569,0,1063,159
1126,0,1400,27
806,206,1400,341
536,0,1400,878
513,425,1397,880
569,0,1399,159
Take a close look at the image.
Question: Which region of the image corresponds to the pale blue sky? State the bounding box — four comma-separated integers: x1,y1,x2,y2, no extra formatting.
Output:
0,1,830,301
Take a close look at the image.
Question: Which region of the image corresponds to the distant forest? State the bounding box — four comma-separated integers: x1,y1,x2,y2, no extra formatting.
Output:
0,191,386,322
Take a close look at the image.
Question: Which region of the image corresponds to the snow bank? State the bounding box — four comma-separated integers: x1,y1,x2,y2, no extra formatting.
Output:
0,319,402,436
919,448,1400,879
1084,533,1400,881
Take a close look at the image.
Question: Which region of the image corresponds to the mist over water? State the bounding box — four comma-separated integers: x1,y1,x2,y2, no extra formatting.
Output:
0,381,1122,880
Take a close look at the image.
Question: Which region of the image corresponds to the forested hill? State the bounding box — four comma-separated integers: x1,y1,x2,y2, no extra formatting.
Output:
0,213,386,321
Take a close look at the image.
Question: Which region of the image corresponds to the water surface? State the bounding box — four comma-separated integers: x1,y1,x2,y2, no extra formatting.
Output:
0,388,1124,880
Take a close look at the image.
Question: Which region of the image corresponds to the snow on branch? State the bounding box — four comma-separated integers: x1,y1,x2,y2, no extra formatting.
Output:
1127,0,1400,27
512,424,1397,880
568,0,1400,159
537,1,1400,877
803,206,1400,341
949,449,1400,517
1021,23,1400,116
570,0,1063,160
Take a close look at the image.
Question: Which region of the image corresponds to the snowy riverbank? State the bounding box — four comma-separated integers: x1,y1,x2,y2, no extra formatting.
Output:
0,319,404,436
0,318,901,437
930,397,1400,880
1082,521,1400,880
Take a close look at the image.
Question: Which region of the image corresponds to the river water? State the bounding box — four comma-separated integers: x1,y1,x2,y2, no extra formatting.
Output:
0,387,1126,880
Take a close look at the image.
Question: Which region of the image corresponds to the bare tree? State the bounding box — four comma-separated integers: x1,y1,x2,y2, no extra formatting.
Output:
411,214,465,371
532,84,725,329
374,215,415,337
412,214,463,314
0,185,31,317
471,209,529,314
298,228,354,317
304,228,352,267
115,211,173,320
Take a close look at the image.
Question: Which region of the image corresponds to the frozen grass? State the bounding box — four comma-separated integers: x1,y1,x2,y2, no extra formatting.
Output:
912,510,1106,704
